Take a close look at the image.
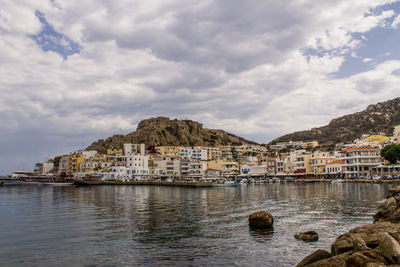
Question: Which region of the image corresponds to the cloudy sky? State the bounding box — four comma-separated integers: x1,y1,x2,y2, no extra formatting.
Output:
1,0,400,174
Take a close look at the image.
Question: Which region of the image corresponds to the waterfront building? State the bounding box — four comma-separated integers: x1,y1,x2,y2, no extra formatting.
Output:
290,150,311,175
266,157,276,175
240,164,267,176
373,165,400,176
309,151,335,175
58,155,70,175
104,166,129,181
126,154,149,180
188,161,207,180
34,162,54,174
208,160,239,177
69,153,84,173
275,158,285,175
204,168,221,178
157,157,181,178
339,146,381,178
180,159,190,177
326,160,344,175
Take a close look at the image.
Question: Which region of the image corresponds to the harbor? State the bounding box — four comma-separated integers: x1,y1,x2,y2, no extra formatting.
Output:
0,181,391,266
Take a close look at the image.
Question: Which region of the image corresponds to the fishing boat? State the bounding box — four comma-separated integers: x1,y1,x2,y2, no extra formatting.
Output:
212,178,239,187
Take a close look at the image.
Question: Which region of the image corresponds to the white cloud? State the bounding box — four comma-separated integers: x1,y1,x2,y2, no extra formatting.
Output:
0,0,400,173
392,14,400,28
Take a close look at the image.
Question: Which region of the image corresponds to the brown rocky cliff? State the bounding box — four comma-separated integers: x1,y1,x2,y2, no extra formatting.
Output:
271,97,400,146
86,117,257,154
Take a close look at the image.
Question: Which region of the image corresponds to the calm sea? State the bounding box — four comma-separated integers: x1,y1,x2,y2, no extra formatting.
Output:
0,183,391,266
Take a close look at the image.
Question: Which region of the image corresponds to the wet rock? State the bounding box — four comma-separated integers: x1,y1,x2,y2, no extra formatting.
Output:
295,249,331,267
349,222,400,248
389,186,400,196
345,249,388,267
388,209,400,223
304,251,353,267
379,233,400,264
331,233,356,256
248,211,273,229
295,231,319,242
365,263,387,267
352,233,368,252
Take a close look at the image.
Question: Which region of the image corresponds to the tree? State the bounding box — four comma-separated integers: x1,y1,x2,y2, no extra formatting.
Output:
381,144,400,164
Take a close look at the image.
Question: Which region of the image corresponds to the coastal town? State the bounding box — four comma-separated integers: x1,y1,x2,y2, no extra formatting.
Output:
17,125,400,183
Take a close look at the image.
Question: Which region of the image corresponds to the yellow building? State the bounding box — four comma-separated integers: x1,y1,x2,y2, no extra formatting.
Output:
302,141,319,149
68,154,84,173
80,154,108,173
206,147,222,160
309,151,335,175
156,146,181,158
367,135,389,144
207,160,239,177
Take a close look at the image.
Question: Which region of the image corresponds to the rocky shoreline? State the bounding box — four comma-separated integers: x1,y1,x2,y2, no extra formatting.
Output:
296,186,400,266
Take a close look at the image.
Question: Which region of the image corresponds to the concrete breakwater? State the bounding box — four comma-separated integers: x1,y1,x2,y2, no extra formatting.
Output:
296,186,400,266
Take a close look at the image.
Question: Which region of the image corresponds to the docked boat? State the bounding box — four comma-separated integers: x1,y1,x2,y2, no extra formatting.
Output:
212,178,239,187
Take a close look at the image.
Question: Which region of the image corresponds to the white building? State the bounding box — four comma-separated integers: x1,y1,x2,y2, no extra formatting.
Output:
158,158,181,178
124,143,145,156
240,164,267,176
42,162,54,174
58,155,69,175
178,148,207,161
126,154,149,180
105,166,129,181
339,146,381,178
188,161,207,180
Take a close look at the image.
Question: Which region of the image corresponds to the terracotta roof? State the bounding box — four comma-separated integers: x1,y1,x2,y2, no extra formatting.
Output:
327,160,345,165
341,146,379,152
205,168,219,172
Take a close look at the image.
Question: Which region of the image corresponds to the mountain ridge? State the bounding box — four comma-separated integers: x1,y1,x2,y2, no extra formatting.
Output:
270,97,400,146
86,117,258,153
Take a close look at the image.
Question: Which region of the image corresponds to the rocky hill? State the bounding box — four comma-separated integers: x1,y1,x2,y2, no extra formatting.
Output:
86,117,257,154
271,97,400,146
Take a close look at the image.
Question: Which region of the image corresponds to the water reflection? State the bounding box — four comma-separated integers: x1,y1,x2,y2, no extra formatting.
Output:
0,183,392,266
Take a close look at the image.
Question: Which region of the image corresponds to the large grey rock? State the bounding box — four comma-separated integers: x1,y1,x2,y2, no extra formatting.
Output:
295,231,319,242
248,211,273,229
296,249,331,267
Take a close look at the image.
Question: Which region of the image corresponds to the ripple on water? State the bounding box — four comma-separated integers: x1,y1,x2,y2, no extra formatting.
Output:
0,183,393,266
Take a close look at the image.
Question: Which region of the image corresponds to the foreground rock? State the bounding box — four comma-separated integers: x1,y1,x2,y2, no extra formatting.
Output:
295,231,319,242
248,211,274,229
296,250,331,267
297,186,400,266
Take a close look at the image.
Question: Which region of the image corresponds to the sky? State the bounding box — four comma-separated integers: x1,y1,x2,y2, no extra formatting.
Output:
1,0,400,174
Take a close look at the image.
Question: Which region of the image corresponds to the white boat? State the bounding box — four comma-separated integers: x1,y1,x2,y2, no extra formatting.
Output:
212,178,239,187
